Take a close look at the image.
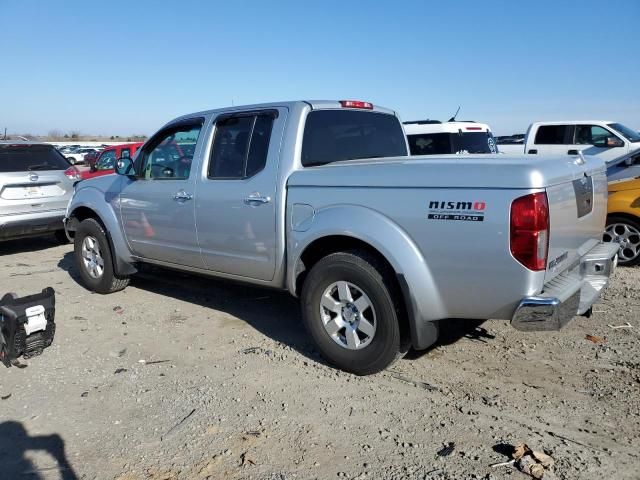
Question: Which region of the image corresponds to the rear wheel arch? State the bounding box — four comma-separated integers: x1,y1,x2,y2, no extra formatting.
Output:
607,212,640,223
294,235,411,347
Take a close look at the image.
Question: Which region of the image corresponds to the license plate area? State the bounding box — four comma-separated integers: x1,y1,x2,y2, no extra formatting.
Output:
1,183,62,199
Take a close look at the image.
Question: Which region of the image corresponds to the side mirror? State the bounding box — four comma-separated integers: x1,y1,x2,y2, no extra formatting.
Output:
604,136,624,148
116,157,135,177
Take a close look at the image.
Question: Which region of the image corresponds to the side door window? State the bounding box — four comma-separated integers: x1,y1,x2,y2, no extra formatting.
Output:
574,125,613,145
208,113,275,179
139,122,203,180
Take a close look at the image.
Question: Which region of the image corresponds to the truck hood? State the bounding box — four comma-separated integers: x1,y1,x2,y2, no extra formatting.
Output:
288,154,606,190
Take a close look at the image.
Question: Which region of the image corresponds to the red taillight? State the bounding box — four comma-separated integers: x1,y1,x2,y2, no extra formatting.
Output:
465,126,483,131
510,192,549,271
64,166,80,181
339,100,373,109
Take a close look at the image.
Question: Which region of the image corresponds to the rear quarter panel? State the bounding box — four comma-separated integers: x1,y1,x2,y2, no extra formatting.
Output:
288,185,545,321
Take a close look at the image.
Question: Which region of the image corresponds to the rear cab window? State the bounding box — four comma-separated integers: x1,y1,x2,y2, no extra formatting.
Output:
301,110,407,167
0,144,70,172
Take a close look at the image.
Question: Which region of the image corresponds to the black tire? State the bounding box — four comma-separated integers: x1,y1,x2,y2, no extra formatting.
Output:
301,250,405,375
54,229,71,244
604,215,640,266
74,218,130,294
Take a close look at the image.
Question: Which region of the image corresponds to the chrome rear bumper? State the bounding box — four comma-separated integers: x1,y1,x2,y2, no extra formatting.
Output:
511,242,619,331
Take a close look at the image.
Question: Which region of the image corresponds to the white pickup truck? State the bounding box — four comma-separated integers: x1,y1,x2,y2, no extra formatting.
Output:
498,121,640,163
64,100,618,375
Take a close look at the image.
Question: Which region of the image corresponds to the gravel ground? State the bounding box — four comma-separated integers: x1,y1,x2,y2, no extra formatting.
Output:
0,237,639,480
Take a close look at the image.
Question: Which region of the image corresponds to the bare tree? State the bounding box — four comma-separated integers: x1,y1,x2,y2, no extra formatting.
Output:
47,129,64,140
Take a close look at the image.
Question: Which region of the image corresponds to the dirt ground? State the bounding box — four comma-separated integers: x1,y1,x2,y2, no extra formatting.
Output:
0,237,638,480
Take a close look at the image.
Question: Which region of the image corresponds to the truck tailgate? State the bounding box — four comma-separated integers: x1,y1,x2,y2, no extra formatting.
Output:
544,156,608,283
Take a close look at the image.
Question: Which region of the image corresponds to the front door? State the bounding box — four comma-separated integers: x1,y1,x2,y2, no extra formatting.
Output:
195,108,286,281
572,124,627,163
119,119,206,266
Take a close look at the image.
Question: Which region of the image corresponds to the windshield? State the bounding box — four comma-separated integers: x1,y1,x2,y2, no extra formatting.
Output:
0,144,70,172
609,123,640,143
408,132,498,155
301,110,408,167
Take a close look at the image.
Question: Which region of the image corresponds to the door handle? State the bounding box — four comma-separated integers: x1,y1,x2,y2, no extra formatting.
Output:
173,191,193,201
244,193,271,205
568,149,579,155
528,149,538,154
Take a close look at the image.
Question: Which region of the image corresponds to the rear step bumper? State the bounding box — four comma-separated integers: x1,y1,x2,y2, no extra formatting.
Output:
511,242,619,331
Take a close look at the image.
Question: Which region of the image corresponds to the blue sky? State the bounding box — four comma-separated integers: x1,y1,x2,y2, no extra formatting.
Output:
1,0,638,136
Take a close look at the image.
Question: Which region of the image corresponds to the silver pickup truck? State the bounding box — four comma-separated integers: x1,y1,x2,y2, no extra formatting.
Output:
64,100,618,375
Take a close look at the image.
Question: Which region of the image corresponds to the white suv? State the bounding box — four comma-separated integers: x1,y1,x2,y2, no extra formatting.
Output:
404,120,498,155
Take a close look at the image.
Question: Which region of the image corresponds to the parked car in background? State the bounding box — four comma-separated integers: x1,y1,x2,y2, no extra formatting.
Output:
0,142,75,242
495,134,525,145
404,120,498,155
498,121,640,162
604,177,640,265
64,147,100,165
602,150,640,266
83,150,101,168
78,142,143,180
65,100,617,375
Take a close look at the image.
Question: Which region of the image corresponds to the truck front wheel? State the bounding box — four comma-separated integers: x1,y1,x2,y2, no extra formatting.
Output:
301,250,403,375
74,218,130,294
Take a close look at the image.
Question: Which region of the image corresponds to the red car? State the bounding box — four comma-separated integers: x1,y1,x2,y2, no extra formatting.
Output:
77,142,143,180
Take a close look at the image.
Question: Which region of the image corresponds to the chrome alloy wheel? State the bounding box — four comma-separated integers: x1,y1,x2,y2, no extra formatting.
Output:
319,281,376,350
603,222,640,264
81,235,105,279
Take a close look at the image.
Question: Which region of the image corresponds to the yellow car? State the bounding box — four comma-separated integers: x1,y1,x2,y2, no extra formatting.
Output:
604,177,640,265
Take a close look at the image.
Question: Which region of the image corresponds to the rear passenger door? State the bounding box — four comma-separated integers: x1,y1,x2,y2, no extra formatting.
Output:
529,125,571,155
195,108,287,281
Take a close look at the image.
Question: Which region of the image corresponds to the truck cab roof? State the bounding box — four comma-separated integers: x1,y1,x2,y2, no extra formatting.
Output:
530,120,615,126
169,100,398,126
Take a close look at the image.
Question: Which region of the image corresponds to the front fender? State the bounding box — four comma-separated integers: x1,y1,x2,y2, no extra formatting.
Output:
66,184,136,276
287,205,446,348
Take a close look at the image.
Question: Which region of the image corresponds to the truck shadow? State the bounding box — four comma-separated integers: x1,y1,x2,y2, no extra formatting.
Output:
0,421,78,479
58,253,496,368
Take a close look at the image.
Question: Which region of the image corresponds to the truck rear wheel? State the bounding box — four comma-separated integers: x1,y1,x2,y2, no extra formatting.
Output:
604,215,640,266
301,250,403,375
74,218,130,294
